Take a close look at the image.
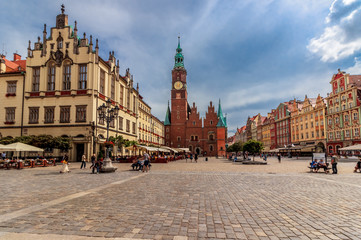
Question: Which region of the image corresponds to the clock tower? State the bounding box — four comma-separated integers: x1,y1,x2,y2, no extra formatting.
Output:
169,37,189,147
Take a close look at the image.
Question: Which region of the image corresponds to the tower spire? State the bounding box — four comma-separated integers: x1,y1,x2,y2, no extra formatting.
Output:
164,101,171,126
217,99,227,127
174,36,184,69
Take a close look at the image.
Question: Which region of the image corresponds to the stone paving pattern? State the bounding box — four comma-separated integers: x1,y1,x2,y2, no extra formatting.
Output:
1,157,361,239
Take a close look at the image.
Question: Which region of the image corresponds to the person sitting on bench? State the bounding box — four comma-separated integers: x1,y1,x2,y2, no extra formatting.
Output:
316,159,327,173
310,159,318,172
354,157,361,173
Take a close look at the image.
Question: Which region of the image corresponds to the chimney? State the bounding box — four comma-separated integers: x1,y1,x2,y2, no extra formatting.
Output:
13,53,21,61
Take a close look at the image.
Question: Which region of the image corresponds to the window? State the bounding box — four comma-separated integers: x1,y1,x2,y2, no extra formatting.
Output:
306,133,309,139
305,123,308,129
7,81,17,94
336,107,339,112
119,117,123,130
126,119,130,132
193,121,196,126
300,125,303,130
57,36,63,49
342,105,346,110
210,120,213,125
209,134,214,141
335,117,339,123
355,128,359,137
329,132,333,139
47,62,56,91
210,145,213,151
349,103,352,108
336,131,340,138
311,131,314,138
132,122,136,134
63,63,71,90
79,64,87,89
177,136,181,142
133,96,136,113
60,106,70,123
99,70,105,93
345,130,350,137
354,112,358,120
5,107,15,123
119,85,124,106
76,105,87,122
44,107,55,123
110,118,115,128
32,67,40,92
29,107,39,124
345,115,349,122
111,76,115,99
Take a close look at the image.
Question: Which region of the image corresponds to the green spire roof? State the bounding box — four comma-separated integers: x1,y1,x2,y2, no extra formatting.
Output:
164,102,171,126
217,99,227,127
174,36,184,68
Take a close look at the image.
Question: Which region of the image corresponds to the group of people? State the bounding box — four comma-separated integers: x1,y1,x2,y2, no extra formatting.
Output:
185,153,198,163
309,154,339,174
60,153,103,174
132,152,151,172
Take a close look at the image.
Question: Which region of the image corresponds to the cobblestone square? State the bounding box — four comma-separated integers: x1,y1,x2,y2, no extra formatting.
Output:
1,157,361,239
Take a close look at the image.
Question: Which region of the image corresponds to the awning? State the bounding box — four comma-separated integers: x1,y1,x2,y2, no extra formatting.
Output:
339,144,361,151
160,146,178,153
178,148,190,152
0,144,16,151
2,142,44,152
269,148,280,152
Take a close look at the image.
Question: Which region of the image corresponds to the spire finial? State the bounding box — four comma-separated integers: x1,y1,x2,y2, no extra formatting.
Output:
61,4,65,14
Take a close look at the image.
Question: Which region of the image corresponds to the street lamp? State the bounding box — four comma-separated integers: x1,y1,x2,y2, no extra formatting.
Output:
97,98,119,173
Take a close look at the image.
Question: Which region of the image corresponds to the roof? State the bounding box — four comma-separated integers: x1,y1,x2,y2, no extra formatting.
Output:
1,56,26,73
349,75,361,88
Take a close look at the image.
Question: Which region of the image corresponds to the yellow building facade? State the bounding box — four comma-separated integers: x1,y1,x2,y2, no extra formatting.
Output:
0,7,164,161
290,95,326,152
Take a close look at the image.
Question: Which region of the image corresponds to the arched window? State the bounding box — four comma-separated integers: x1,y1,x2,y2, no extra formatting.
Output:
328,146,333,154
210,145,213,151
57,35,63,49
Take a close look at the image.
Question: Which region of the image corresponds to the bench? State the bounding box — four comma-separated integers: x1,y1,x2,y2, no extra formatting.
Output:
308,163,331,174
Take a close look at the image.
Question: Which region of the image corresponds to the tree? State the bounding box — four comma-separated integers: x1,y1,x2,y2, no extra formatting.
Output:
242,139,263,161
226,141,243,156
109,135,126,156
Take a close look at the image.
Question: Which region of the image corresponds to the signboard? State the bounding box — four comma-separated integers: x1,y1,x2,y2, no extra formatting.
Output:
313,153,326,161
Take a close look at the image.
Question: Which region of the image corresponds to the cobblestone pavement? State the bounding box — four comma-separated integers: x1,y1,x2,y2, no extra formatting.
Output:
1,157,361,239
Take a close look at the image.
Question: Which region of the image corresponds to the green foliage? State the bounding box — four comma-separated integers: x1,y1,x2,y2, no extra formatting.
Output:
243,139,263,160
227,141,243,156
124,140,138,147
0,135,71,151
108,135,126,148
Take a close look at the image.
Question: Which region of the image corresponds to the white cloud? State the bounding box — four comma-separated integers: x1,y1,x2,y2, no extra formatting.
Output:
345,57,361,74
309,0,361,62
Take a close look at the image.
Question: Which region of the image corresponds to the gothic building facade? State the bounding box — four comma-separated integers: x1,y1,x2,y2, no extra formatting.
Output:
164,38,227,157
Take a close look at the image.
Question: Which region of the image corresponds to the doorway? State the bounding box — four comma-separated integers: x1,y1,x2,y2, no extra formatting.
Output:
76,143,84,162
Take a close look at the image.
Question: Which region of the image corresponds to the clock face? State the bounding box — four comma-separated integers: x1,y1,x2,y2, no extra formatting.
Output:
174,81,183,90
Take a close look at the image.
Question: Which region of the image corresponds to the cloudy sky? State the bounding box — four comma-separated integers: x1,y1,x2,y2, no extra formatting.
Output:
2,0,361,134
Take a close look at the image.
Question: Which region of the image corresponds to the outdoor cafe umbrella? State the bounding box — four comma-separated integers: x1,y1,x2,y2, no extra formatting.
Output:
0,144,17,151
5,142,44,152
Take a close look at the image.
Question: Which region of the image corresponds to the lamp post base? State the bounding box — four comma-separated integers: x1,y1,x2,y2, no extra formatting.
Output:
100,157,117,173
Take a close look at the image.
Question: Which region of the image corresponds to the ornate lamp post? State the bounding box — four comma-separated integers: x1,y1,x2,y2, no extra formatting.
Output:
97,98,119,173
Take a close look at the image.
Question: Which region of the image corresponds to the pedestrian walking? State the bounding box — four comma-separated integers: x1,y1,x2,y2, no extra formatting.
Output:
92,157,101,174
331,154,338,174
90,153,96,170
277,153,281,163
194,153,198,163
142,152,150,172
60,154,70,173
185,154,188,163
80,154,87,169
190,153,193,162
